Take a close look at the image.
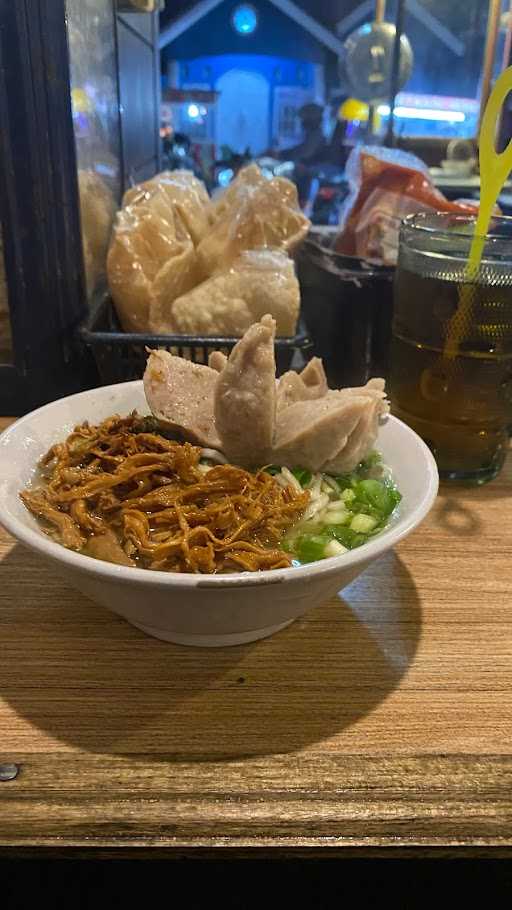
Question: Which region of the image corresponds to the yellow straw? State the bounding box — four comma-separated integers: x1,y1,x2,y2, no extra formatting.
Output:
444,66,512,358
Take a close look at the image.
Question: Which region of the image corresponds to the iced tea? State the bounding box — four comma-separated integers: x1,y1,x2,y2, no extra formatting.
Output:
388,213,512,483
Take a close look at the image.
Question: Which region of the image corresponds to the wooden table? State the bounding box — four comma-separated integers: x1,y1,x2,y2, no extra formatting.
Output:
1,414,512,858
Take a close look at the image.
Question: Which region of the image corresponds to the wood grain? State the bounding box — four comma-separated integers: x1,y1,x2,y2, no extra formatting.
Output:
1,415,512,854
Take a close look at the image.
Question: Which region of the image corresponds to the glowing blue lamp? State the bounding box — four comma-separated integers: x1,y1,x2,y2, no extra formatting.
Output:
232,4,258,35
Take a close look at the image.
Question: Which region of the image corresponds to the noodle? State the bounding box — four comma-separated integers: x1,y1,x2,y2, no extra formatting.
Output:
20,414,309,573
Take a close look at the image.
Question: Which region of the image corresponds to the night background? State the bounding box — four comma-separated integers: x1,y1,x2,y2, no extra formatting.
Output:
160,0,491,97
159,0,496,158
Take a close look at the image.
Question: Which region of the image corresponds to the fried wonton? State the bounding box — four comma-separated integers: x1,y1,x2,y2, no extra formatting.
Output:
107,198,202,333
123,170,210,246
151,249,300,336
207,163,265,224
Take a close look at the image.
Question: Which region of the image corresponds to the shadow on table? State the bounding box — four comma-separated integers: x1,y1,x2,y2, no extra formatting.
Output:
0,545,421,759
436,473,512,536
436,496,483,537
439,475,512,502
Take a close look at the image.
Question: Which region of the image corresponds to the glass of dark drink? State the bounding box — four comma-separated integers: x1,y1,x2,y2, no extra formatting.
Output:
389,212,512,484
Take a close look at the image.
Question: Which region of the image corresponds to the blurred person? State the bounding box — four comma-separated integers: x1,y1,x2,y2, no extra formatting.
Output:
275,103,329,206
278,102,328,167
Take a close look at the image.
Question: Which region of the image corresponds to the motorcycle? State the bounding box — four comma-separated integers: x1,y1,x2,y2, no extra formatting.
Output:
210,150,347,226
308,166,348,225
162,131,207,183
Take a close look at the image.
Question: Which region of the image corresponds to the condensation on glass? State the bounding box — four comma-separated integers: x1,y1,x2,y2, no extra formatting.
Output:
66,0,122,299
0,228,12,364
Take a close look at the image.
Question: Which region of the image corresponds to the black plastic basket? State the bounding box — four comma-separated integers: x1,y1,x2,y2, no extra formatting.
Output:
79,295,313,385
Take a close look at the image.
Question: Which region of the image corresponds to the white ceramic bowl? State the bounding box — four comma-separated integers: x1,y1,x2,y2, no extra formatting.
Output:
0,381,438,647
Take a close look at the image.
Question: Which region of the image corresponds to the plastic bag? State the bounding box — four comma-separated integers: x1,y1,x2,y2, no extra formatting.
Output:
108,165,309,335
208,163,265,223
335,146,479,266
123,170,211,246
107,186,203,333
197,175,310,275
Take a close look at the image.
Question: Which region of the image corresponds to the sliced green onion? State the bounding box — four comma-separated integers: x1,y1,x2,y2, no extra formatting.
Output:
325,508,350,525
294,533,331,563
282,452,401,565
292,467,313,487
329,525,368,549
355,478,401,517
350,513,378,533
333,473,354,490
324,539,348,558
359,451,382,471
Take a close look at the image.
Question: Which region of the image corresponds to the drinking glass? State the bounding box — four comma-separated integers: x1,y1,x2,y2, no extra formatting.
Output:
388,212,512,484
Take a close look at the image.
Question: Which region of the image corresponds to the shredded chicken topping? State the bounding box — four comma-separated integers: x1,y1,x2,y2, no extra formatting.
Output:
20,414,309,573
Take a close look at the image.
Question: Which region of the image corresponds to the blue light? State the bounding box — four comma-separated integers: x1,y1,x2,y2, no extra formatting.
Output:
218,168,234,187
187,103,200,119
378,104,466,122
232,4,258,35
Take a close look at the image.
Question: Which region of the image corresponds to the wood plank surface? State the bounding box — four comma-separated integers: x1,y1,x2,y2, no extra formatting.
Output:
1,416,512,854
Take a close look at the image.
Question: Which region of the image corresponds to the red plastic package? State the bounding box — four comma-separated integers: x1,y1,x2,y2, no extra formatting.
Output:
335,146,478,266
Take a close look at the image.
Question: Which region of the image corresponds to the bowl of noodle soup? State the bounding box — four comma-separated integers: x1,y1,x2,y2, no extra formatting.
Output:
0,381,438,646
